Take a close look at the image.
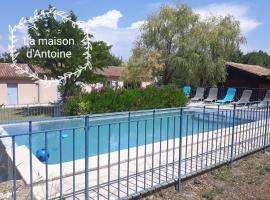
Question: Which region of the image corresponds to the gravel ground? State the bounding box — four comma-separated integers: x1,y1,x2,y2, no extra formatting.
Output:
141,148,270,200
0,180,29,200
0,148,270,200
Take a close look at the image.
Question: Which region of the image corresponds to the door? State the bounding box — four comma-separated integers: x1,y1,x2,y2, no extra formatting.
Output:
7,83,18,105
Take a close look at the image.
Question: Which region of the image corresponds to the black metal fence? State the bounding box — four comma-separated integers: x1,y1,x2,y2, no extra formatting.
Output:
0,102,269,199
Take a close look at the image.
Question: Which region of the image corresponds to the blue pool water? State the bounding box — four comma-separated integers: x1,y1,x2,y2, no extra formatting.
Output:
3,109,250,164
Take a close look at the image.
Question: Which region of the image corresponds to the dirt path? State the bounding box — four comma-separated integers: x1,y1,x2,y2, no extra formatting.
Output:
141,148,270,200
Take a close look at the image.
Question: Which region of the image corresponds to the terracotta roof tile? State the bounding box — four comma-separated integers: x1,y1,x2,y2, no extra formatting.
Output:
0,63,50,80
227,62,270,77
94,66,124,78
29,64,51,74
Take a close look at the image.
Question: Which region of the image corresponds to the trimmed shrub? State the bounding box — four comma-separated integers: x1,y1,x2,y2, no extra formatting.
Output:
64,85,188,115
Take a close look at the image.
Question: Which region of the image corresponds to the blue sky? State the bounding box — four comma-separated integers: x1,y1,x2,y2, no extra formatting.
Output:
1,0,270,60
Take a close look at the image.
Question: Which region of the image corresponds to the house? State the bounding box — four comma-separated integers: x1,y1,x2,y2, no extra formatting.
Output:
95,66,125,88
81,66,154,93
225,62,270,88
0,63,58,105
81,66,125,93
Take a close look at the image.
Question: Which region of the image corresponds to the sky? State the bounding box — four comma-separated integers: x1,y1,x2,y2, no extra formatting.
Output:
0,0,270,60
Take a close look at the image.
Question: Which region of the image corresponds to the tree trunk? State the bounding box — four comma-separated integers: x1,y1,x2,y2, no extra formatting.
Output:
162,65,173,85
62,79,70,102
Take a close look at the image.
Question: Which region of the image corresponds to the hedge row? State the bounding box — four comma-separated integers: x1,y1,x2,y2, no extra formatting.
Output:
64,85,188,115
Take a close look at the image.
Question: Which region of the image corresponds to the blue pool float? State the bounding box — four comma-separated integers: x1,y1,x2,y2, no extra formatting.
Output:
36,148,50,162
62,133,69,139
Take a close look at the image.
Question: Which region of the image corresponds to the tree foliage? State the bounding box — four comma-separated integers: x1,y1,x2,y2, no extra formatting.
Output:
109,54,123,66
241,50,270,67
126,4,245,86
18,6,112,97
0,52,12,63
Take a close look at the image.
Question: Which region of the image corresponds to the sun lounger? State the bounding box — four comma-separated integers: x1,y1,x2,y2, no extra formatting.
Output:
235,90,252,105
204,88,218,102
216,88,236,103
191,87,205,101
258,90,270,107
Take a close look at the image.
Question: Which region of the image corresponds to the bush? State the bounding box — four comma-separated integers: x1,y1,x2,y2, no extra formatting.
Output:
64,85,188,115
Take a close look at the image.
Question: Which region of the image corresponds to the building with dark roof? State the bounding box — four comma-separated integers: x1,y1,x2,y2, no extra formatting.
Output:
225,62,270,89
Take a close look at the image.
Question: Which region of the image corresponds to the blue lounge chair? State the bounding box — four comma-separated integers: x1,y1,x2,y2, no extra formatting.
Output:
216,88,236,103
183,86,191,97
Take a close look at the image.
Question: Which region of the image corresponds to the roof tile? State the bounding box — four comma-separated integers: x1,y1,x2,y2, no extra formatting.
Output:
227,62,270,77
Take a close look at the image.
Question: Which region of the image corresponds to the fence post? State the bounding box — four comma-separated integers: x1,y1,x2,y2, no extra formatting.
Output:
127,111,131,195
263,102,269,153
229,104,236,167
29,121,33,200
27,104,30,116
176,107,183,192
84,116,89,200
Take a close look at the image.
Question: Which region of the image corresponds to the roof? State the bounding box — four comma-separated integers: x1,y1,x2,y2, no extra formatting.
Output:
0,63,50,80
94,66,124,78
29,64,51,74
227,62,270,77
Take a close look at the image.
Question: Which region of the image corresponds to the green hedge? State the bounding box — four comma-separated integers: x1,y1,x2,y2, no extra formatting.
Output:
64,85,188,115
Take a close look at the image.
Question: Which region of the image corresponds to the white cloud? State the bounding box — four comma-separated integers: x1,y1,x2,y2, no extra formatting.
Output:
78,10,143,60
128,21,145,29
79,10,122,29
194,3,261,34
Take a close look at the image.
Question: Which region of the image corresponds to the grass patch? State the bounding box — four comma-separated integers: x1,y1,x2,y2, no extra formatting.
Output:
203,186,224,200
213,166,235,183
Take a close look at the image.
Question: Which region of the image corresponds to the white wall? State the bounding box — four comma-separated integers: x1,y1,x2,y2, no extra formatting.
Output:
0,80,58,105
38,81,58,103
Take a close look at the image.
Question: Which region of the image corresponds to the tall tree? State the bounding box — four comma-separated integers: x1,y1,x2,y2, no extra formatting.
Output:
21,6,112,97
109,54,123,66
0,52,12,62
242,50,270,67
126,4,245,86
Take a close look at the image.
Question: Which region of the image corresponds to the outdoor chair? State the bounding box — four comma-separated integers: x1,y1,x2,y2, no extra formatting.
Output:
204,88,218,102
183,86,191,98
235,90,252,105
191,87,205,101
216,88,236,103
258,89,270,107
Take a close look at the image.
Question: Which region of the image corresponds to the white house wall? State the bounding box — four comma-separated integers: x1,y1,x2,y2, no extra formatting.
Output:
0,80,57,105
38,81,58,104
0,83,7,104
18,83,39,104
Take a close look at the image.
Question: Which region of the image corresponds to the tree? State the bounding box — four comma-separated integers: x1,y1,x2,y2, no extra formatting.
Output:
109,54,123,66
241,50,270,67
0,52,12,62
126,4,245,86
21,6,112,97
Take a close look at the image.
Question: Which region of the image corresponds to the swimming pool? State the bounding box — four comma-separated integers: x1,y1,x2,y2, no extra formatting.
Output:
2,108,250,165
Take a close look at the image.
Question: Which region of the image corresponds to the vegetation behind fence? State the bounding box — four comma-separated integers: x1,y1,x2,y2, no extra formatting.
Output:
64,85,188,115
